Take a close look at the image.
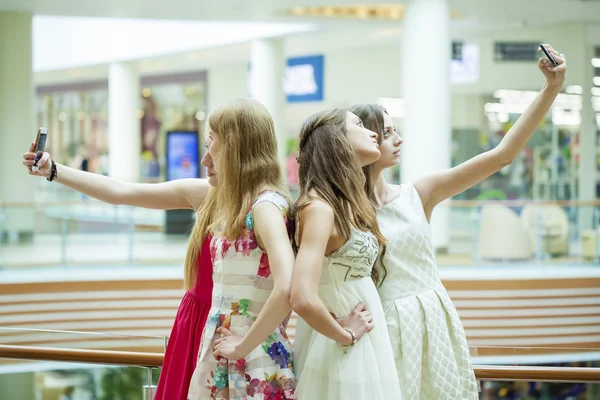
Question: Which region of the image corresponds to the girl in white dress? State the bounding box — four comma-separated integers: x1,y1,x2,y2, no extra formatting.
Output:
290,109,402,399
348,45,567,399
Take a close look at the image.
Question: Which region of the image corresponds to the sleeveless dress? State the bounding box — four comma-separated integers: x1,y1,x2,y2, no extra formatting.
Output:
188,191,296,400
293,227,402,399
376,182,478,399
156,236,213,400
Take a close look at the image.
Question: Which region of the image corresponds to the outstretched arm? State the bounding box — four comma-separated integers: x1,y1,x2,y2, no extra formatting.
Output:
414,45,567,220
23,143,209,210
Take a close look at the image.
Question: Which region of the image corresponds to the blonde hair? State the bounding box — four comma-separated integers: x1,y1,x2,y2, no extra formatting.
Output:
183,98,289,289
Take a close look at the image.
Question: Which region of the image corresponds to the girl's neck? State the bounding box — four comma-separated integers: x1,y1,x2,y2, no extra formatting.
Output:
372,171,389,208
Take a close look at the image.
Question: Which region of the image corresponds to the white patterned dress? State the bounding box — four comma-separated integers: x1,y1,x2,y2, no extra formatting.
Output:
377,182,478,399
293,227,401,400
188,191,296,400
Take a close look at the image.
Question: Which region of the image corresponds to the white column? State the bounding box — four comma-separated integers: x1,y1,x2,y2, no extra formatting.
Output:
108,62,140,181
250,38,287,176
0,12,36,241
578,44,596,230
400,0,451,251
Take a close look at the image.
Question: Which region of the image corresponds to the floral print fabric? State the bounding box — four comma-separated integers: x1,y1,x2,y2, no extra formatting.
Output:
188,191,295,400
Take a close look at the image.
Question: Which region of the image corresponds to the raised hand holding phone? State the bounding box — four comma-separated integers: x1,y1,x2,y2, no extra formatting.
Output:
539,44,557,67
537,44,566,90
32,127,48,172
23,134,52,178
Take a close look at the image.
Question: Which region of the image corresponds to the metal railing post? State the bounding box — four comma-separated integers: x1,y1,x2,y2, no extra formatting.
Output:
143,367,156,400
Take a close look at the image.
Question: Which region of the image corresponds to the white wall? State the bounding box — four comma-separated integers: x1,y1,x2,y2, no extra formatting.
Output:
454,23,588,95
205,22,589,138
206,62,249,112
35,22,593,140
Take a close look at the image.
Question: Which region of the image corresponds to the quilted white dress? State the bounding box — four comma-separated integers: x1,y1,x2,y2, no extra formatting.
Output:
376,182,478,399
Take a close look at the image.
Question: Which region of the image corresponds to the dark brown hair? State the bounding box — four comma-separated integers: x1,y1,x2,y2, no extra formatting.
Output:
294,108,387,286
347,104,387,204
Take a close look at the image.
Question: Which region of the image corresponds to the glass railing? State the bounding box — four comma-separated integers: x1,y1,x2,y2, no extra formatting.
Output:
471,345,600,399
449,199,600,266
0,328,165,400
1,198,599,270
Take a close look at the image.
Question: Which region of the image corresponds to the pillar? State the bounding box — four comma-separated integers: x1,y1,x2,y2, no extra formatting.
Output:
400,0,452,251
108,62,140,182
578,44,597,231
250,38,287,176
0,12,36,242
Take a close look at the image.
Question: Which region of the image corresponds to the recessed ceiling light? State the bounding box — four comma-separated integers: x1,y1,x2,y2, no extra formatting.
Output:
284,5,465,20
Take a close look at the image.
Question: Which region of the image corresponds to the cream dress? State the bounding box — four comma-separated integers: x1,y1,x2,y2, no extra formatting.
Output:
377,182,478,399
293,227,401,399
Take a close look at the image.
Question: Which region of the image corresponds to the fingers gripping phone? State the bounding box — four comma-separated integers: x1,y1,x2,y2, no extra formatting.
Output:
539,44,557,67
33,127,48,172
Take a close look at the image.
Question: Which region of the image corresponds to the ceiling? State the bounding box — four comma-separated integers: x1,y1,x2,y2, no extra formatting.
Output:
31,17,314,71
4,0,599,77
1,0,599,31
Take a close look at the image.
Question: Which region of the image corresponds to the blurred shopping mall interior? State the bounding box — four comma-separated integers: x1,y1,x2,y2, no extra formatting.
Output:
0,0,600,398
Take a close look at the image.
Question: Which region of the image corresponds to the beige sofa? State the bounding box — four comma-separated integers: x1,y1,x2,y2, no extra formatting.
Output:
478,204,533,260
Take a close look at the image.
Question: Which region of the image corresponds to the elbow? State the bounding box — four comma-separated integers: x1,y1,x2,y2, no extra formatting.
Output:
273,284,292,307
498,158,512,169
493,148,513,169
290,289,313,317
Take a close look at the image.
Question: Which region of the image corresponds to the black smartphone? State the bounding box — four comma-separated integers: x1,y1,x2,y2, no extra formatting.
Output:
539,44,557,67
33,127,48,171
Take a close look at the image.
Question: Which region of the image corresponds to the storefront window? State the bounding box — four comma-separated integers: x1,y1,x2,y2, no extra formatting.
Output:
36,71,208,182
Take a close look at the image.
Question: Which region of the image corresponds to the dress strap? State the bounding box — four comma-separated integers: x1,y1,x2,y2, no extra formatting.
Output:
252,190,288,213
244,190,289,230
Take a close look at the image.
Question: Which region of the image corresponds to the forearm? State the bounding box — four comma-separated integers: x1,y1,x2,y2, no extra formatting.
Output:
236,287,292,356
293,296,351,345
497,83,561,160
54,163,128,205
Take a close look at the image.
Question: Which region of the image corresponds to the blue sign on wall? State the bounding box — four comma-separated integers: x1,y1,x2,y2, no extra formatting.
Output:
284,54,324,103
248,54,324,103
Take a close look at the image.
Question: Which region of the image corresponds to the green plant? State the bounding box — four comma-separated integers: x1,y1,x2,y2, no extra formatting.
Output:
99,366,160,400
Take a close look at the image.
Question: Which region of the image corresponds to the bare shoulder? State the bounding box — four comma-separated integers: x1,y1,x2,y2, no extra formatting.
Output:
296,196,335,251
299,196,334,222
295,194,335,243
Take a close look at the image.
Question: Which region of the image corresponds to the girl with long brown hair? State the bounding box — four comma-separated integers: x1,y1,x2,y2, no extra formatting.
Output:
290,109,401,399
348,45,567,400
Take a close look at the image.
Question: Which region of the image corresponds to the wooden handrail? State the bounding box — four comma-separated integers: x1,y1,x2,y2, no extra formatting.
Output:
476,365,600,383
0,344,162,368
1,344,600,382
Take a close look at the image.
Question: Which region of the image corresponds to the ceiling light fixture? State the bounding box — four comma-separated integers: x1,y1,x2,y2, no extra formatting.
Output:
285,5,465,20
